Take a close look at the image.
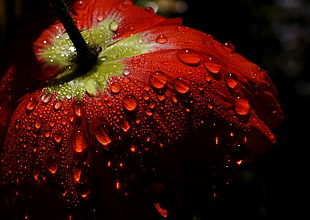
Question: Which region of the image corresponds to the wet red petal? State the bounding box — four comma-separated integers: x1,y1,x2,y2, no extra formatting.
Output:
0,0,283,214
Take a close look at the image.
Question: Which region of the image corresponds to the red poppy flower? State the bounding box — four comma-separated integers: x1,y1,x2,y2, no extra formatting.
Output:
0,0,283,218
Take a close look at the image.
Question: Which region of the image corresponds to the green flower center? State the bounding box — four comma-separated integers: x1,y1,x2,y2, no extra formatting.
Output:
39,17,154,99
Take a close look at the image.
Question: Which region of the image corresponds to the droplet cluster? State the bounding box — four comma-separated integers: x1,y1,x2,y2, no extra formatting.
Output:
0,0,283,218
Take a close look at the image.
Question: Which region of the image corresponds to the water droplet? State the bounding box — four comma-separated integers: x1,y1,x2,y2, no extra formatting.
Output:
173,78,190,94
116,180,120,190
123,70,130,76
95,125,112,147
176,49,201,66
145,6,155,13
225,73,238,89
74,101,82,117
77,0,84,7
54,101,62,110
268,132,276,143
149,71,168,89
96,12,104,22
215,136,219,145
203,58,222,74
26,98,38,111
46,155,59,174
154,203,168,218
110,82,122,94
122,95,138,111
120,119,130,132
41,93,52,104
35,119,43,129
234,98,250,116
156,35,168,44
130,146,136,152
53,132,63,143
205,73,212,82
109,21,119,32
73,130,87,153
157,94,165,101
78,181,91,198
73,164,81,182
222,42,235,53
44,130,51,138
236,160,243,166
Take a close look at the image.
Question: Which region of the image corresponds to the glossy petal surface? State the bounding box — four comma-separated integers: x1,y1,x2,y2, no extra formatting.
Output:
0,0,283,215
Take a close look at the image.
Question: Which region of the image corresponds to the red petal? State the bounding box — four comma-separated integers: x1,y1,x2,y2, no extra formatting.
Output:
0,0,283,211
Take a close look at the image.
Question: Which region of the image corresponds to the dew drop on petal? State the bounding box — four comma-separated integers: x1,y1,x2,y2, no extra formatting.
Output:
46,155,59,174
122,95,138,111
95,125,112,147
41,93,52,104
203,59,222,74
26,98,38,111
73,166,81,183
78,181,91,198
156,35,168,44
35,119,43,129
176,49,201,66
96,12,104,22
74,101,83,117
225,73,238,89
145,6,155,13
109,21,119,32
222,42,235,53
54,100,63,110
234,98,250,116
53,132,63,143
205,73,212,82
110,82,122,94
73,130,87,153
120,119,130,132
149,71,168,89
173,78,190,94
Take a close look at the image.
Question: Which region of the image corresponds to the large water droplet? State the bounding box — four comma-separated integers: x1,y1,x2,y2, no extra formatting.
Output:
73,130,87,153
149,71,168,89
234,98,250,116
46,155,59,174
203,58,222,74
26,98,38,111
95,125,112,147
110,82,122,94
173,78,190,94
225,73,239,89
176,49,201,66
156,35,168,44
122,95,138,111
53,132,63,143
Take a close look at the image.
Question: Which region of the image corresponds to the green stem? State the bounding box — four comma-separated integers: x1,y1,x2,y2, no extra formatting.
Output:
50,0,98,74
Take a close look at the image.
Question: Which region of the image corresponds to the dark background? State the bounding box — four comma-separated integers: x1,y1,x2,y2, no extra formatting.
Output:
0,0,307,219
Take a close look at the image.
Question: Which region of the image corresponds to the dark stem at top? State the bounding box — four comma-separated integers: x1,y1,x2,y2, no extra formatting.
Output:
50,0,98,74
